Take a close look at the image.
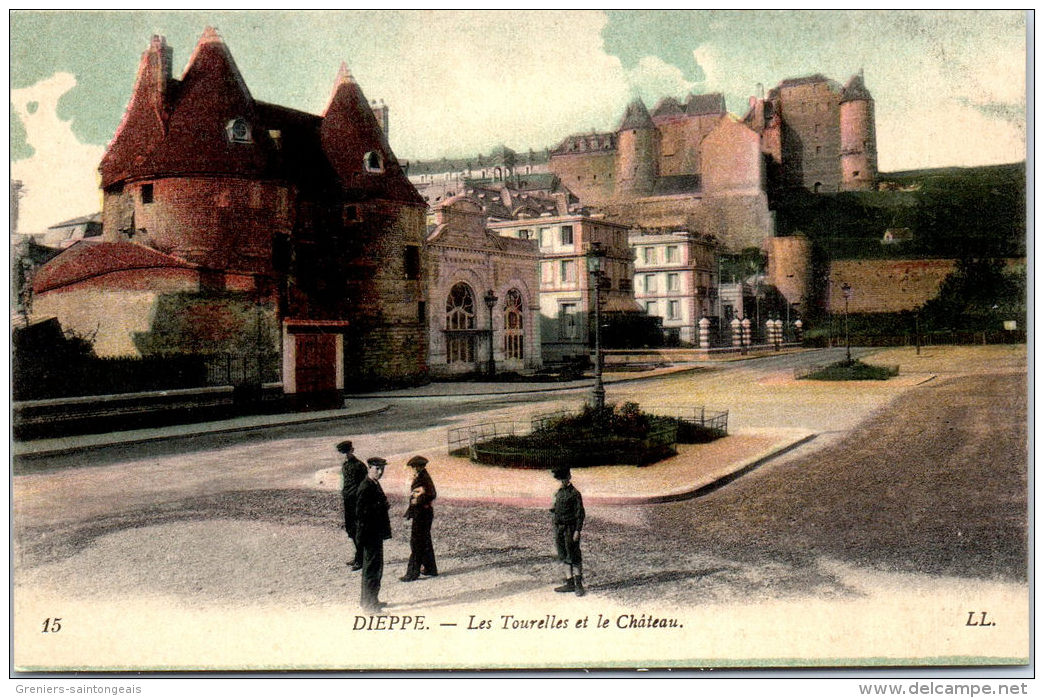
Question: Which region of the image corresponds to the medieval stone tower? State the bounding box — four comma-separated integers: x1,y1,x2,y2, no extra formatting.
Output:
80,27,428,391
746,72,878,194
613,98,659,199
839,72,878,191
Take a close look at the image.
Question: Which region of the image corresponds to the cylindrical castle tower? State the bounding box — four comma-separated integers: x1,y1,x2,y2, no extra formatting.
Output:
614,98,658,198
767,235,812,315
840,72,878,191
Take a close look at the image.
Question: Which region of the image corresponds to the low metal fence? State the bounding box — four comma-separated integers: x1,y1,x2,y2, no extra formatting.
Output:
447,420,525,456
205,352,280,387
467,417,679,468
530,409,572,431
645,406,729,436
448,406,735,468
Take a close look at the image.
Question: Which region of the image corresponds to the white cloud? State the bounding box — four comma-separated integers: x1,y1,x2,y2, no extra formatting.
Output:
358,11,633,158
878,101,1025,171
964,45,1026,106
625,56,695,106
11,72,105,234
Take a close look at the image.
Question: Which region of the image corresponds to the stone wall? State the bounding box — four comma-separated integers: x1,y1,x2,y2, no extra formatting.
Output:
826,259,957,313
340,202,429,386
549,151,616,205
655,114,722,177
702,118,764,196
699,192,775,252
31,268,279,358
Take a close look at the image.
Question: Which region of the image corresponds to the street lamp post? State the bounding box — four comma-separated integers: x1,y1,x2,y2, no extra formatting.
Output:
841,282,852,364
484,289,498,378
586,242,607,412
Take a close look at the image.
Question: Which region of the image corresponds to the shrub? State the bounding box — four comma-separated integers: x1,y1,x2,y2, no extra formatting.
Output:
803,360,898,381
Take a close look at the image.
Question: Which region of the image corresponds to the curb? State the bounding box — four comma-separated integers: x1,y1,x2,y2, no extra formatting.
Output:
346,366,705,400
585,430,817,505
13,405,392,460
315,429,817,508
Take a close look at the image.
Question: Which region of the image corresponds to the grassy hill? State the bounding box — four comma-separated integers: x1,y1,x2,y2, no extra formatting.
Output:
773,162,1026,260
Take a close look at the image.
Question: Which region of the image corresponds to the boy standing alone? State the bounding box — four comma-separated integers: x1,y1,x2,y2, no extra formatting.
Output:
550,467,585,597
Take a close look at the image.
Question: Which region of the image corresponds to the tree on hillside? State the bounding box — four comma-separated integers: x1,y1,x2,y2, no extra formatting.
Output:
919,258,1025,332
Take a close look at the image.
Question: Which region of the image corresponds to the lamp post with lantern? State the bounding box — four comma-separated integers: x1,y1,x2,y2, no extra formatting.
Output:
841,282,852,364
586,242,607,412
483,289,498,378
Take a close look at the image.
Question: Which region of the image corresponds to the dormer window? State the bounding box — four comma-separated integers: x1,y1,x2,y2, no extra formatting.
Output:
226,118,252,144
364,150,384,173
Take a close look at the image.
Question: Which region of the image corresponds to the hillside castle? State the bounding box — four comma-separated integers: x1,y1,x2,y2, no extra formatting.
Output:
411,72,877,253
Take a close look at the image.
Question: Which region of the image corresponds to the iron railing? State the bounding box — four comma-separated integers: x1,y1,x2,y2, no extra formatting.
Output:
644,406,729,436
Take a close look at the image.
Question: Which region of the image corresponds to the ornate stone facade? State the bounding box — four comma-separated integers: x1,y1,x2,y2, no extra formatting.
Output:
425,197,542,376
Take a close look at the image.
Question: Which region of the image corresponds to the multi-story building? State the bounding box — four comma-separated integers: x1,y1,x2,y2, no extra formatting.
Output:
488,214,638,362
630,230,717,345
30,28,428,398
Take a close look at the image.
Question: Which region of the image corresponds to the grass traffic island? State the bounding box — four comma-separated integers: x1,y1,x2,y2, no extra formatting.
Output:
800,359,899,381
468,402,727,469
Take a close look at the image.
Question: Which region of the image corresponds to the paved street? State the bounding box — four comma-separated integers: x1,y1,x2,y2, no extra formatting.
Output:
12,345,1028,669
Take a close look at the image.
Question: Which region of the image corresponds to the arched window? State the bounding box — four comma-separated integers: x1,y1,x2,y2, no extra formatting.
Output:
446,282,476,363
503,289,524,361
364,150,384,173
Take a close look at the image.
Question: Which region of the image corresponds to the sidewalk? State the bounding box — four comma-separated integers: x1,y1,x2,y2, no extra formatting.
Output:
313,427,816,506
12,400,391,459
346,364,701,399
11,364,701,459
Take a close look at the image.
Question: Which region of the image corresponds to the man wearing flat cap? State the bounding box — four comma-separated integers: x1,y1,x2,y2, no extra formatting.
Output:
550,467,585,596
356,457,392,612
401,455,438,582
337,440,368,571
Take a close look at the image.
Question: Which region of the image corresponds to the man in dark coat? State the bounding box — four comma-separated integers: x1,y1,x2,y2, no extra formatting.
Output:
356,457,392,613
401,455,438,582
338,440,369,571
550,467,586,597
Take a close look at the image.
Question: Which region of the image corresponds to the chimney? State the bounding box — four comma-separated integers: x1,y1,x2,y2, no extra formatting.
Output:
371,99,389,138
553,192,570,216
148,35,173,119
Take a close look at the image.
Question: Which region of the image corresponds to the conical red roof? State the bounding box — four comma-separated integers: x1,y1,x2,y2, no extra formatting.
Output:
100,32,422,206
320,65,423,204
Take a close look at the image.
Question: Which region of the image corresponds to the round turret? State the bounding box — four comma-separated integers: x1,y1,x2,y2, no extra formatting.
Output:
614,98,658,198
840,74,878,191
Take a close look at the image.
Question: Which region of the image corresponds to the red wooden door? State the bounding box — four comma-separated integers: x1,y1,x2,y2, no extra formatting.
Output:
294,333,337,393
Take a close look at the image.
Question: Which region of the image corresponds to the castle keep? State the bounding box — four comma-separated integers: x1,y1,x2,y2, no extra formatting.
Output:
544,73,877,252
31,29,428,396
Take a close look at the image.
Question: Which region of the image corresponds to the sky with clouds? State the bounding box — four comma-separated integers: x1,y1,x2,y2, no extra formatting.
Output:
9,10,1027,233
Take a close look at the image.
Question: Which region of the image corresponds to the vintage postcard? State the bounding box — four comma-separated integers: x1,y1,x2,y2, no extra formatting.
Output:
9,10,1029,679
